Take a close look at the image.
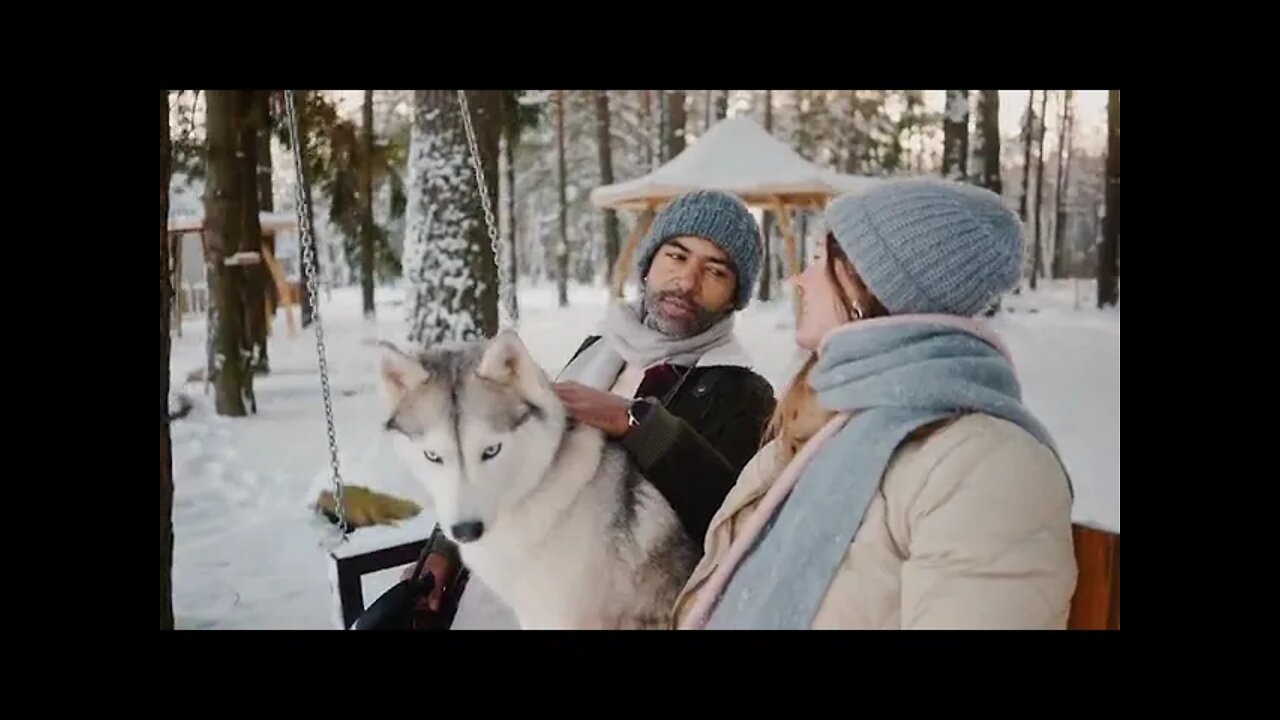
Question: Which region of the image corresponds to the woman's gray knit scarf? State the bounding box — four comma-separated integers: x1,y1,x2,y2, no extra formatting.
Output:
702,318,1067,630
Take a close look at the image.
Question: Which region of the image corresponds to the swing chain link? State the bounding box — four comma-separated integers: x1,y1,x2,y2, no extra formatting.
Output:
456,90,512,329
283,90,347,539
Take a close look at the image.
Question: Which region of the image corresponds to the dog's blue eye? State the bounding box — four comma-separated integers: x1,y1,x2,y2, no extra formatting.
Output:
481,443,502,461
424,450,443,464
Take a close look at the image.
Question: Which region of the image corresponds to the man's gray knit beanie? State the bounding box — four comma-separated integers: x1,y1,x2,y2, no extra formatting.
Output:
637,189,762,310
823,177,1023,317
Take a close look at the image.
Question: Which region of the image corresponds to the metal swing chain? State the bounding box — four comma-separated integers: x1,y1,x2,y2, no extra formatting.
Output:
283,90,348,540
456,90,513,330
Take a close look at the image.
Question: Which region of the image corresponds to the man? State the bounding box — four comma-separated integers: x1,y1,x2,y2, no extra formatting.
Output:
407,189,777,628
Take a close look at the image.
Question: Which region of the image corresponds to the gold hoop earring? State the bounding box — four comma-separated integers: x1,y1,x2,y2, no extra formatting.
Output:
852,304,865,320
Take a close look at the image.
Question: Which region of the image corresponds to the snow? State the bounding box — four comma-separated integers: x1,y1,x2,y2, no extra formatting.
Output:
167,278,1118,630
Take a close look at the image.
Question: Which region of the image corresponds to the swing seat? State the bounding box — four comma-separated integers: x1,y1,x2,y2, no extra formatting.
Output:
313,485,422,529
327,513,460,629
1067,522,1120,630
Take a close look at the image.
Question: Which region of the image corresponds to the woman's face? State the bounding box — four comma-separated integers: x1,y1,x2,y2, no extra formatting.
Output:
793,235,868,351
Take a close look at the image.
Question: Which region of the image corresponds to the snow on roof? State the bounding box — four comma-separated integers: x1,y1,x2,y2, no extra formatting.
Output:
590,115,884,210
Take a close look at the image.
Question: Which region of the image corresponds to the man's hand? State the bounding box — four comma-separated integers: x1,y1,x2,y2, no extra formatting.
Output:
401,552,453,612
553,381,632,438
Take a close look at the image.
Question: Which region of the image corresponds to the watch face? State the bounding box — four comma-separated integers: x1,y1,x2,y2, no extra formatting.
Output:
629,398,653,425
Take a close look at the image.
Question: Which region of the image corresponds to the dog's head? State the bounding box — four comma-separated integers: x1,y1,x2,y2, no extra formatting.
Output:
379,330,566,545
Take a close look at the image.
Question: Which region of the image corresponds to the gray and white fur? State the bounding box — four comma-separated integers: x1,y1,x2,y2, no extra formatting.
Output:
379,330,698,630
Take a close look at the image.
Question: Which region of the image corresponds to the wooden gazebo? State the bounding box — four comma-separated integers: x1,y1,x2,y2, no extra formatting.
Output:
165,210,302,338
590,116,882,302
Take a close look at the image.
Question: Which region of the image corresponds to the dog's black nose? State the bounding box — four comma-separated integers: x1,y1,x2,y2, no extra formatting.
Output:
451,521,485,543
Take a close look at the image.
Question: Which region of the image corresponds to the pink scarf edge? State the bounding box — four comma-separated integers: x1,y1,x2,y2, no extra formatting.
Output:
678,412,851,630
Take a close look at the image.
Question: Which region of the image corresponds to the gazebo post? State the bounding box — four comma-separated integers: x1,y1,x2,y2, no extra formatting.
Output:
772,196,802,321
611,202,656,299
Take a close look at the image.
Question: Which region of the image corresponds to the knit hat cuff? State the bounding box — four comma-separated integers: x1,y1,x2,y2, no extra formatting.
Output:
831,195,935,316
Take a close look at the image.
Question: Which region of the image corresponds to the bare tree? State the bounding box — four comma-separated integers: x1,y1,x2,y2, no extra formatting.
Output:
596,91,622,287
714,90,729,121
1019,91,1036,223
1052,90,1075,279
160,90,175,630
204,90,252,416
1098,90,1120,307
359,90,376,317
1030,90,1049,290
758,89,774,303
666,91,687,159
942,90,970,181
972,90,1002,193
555,90,570,308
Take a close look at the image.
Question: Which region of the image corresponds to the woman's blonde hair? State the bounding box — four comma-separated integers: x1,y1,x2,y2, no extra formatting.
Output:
762,233,887,463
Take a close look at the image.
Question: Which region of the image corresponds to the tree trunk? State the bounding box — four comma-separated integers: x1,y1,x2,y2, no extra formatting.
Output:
595,91,622,288
1053,90,1075,279
666,91,686,159
160,89,175,631
1019,91,1036,223
255,93,277,324
974,90,1003,316
758,89,773,303
714,90,728,121
657,90,668,163
293,91,320,329
555,90,570,308
360,89,376,318
1030,89,1049,290
503,104,519,322
404,90,501,344
974,90,1002,193
641,90,654,170
1098,90,1120,308
704,90,712,132
238,92,267,378
942,90,970,181
204,90,250,417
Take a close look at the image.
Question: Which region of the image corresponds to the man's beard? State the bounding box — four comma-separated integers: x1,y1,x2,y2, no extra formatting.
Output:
641,286,731,339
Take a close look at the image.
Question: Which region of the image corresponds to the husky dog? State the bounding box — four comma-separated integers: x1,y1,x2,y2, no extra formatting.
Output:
378,330,699,630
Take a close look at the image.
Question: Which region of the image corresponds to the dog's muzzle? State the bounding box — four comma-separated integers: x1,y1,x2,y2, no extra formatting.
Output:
451,520,485,543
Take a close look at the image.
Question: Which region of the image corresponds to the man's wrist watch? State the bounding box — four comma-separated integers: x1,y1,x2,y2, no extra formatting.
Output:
627,397,658,429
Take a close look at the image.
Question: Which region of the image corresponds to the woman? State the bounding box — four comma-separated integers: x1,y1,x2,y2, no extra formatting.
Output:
672,178,1077,630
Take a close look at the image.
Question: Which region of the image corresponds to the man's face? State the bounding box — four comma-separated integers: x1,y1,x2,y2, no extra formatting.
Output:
642,235,738,338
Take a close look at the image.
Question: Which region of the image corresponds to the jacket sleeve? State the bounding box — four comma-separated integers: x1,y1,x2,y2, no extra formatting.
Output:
899,429,1077,629
620,373,775,545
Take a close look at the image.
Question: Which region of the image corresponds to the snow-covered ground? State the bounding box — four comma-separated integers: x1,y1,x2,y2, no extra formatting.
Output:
167,278,1119,630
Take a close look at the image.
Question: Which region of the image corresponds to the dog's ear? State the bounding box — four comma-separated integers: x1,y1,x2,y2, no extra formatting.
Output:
379,341,430,407
475,329,542,395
